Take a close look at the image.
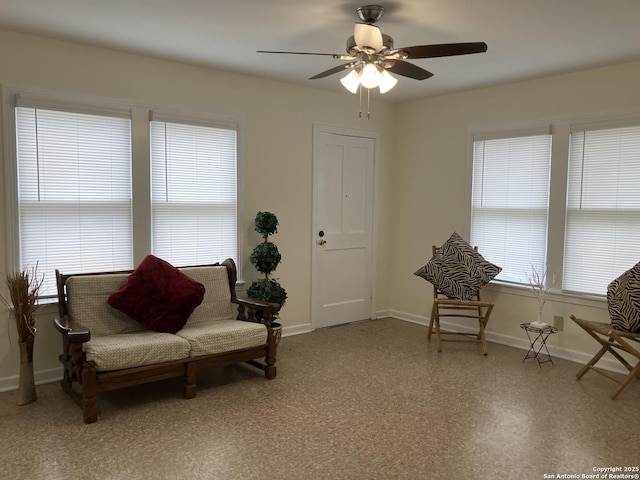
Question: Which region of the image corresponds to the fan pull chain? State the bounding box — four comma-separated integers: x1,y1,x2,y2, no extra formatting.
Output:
356,85,372,120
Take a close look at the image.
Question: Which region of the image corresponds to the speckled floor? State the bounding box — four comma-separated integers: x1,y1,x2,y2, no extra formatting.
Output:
1,318,639,480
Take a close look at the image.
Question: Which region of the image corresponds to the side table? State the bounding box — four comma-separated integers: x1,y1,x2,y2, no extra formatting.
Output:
520,322,558,368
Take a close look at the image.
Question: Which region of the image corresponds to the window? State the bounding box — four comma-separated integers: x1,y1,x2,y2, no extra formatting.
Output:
470,129,552,284
150,120,237,266
563,125,640,295
15,106,133,295
470,116,640,297
5,89,241,297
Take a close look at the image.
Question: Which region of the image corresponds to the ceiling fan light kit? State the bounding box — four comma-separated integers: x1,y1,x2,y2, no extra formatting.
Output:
359,63,381,89
340,70,361,94
378,69,398,93
258,4,487,118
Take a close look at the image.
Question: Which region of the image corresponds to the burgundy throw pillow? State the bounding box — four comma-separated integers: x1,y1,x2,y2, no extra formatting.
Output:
108,255,205,333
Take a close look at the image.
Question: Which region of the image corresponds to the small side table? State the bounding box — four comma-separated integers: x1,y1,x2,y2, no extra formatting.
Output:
520,322,558,368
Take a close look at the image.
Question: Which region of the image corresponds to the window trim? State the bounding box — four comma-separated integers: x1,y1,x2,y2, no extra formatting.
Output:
469,127,553,285
467,109,640,305
2,85,244,279
149,118,239,266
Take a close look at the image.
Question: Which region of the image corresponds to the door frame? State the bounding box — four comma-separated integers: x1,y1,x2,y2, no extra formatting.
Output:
311,124,380,329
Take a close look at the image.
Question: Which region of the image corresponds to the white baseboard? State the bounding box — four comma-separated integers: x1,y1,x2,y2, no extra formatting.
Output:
0,314,627,392
374,309,392,320
0,323,313,392
386,309,629,375
0,366,63,393
282,323,314,337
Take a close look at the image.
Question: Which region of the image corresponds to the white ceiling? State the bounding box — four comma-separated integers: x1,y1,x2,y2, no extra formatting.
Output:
1,0,640,103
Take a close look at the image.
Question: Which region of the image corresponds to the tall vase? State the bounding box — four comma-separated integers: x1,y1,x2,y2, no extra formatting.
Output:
17,340,37,405
532,310,545,327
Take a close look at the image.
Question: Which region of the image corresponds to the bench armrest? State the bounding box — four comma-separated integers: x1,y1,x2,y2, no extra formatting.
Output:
53,315,91,343
233,296,281,327
234,296,280,311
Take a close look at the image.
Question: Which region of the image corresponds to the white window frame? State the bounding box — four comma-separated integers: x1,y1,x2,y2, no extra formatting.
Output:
2,85,244,288
470,124,552,286
467,110,640,307
149,109,240,266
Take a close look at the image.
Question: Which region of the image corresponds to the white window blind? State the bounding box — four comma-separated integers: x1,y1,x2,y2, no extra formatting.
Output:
150,121,237,266
470,132,552,284
15,107,133,296
563,125,640,295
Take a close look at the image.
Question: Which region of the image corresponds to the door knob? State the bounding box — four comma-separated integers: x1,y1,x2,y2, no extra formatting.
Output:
317,239,327,246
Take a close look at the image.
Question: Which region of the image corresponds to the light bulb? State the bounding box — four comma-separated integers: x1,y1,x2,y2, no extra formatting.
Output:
340,70,361,94
360,63,381,89
378,70,398,94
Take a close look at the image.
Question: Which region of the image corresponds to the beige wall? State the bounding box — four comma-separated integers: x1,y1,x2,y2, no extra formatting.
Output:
0,28,397,385
2,25,639,387
393,60,640,363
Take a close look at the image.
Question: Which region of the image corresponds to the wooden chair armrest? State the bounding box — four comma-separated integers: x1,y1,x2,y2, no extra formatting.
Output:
53,315,91,343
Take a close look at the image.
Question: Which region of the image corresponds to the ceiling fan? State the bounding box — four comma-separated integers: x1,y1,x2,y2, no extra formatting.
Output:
257,5,488,96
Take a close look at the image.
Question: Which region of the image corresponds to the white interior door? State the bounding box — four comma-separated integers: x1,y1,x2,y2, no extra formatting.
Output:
312,127,376,328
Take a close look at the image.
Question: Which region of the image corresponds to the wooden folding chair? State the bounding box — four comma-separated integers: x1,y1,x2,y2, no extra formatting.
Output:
570,315,640,399
426,245,495,355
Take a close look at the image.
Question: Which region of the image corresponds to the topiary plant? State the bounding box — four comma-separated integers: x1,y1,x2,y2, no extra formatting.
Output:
247,212,287,315
254,211,279,239
246,278,287,307
249,242,281,275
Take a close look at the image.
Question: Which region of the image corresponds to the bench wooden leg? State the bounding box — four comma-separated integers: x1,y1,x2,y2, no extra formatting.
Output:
265,329,277,379
184,363,197,399
81,363,98,424
59,354,73,395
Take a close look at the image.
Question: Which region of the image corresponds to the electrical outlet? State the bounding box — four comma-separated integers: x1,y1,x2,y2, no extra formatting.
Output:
554,315,564,331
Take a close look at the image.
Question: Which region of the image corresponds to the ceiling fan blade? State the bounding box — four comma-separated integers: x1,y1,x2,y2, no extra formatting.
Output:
386,61,434,81
309,63,354,80
354,23,383,52
257,50,339,57
400,42,488,59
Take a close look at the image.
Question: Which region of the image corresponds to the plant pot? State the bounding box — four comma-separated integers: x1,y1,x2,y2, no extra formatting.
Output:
17,340,37,405
271,322,283,346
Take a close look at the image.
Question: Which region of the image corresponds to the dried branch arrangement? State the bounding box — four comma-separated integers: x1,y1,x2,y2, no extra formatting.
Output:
525,264,558,316
1,265,43,343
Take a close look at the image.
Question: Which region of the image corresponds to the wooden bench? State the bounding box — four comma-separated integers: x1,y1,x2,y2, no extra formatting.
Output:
53,258,280,423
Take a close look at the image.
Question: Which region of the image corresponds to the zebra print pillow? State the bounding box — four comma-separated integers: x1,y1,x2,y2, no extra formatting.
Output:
440,232,502,286
607,261,640,333
414,232,502,300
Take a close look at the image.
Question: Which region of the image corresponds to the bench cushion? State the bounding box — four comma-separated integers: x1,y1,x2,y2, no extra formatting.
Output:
108,255,205,334
84,331,192,372
176,320,267,357
67,274,146,337
181,266,235,326
65,264,233,337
